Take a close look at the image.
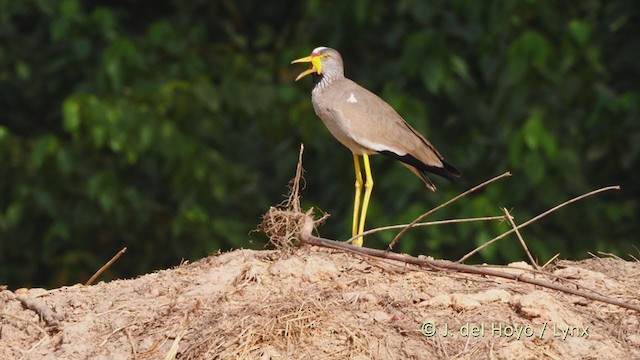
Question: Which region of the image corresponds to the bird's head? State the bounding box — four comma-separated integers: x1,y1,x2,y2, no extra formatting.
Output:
291,47,343,81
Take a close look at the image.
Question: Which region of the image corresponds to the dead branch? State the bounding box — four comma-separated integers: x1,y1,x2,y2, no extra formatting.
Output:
16,295,62,328
459,186,621,263
386,172,512,250
264,144,638,313
298,219,640,313
345,215,508,244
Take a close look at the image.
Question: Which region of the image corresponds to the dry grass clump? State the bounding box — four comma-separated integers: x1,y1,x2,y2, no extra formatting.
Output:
259,144,327,252
259,205,315,252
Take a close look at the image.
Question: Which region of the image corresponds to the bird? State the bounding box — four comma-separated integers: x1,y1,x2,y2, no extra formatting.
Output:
291,46,460,246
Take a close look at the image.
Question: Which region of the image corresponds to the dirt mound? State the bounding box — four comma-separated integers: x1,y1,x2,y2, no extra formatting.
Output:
1,247,639,359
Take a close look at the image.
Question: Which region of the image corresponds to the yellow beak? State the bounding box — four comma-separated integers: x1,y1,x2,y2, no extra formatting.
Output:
291,55,323,81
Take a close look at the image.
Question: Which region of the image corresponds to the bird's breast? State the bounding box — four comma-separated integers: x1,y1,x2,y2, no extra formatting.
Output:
312,102,373,155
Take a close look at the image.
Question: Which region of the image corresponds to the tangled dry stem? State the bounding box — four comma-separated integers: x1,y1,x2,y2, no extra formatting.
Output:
259,144,328,252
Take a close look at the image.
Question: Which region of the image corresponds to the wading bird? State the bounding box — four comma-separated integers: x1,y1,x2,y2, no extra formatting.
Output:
292,47,460,246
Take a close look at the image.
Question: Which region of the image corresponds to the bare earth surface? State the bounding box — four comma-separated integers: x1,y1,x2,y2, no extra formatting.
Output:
1,247,639,359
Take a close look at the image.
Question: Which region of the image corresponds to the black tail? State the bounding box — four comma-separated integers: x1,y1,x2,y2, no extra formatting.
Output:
425,159,460,182
379,151,460,188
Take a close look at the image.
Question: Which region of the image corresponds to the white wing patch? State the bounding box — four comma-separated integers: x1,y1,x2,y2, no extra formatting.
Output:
356,138,406,156
346,92,358,103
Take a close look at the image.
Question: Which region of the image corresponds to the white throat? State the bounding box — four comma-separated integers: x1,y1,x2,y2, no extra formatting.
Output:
311,71,341,97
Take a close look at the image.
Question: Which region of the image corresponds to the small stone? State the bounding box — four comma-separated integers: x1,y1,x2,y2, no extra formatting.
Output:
420,294,451,307
371,311,391,323
451,294,481,311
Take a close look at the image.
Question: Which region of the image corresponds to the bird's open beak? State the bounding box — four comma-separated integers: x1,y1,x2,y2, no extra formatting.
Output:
291,54,323,81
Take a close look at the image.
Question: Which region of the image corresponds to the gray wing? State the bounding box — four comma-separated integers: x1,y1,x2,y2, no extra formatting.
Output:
326,79,446,168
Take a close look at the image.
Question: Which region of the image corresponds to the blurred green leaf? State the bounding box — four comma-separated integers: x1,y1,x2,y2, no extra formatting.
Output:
59,0,79,18
507,30,554,80
523,110,545,150
569,19,591,45
15,62,31,80
450,55,470,81
523,152,546,185
0,126,8,142
63,97,81,133
91,7,117,36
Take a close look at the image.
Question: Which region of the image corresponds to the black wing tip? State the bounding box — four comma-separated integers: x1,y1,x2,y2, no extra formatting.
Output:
378,150,460,187
419,172,438,191
418,163,459,191
439,161,461,181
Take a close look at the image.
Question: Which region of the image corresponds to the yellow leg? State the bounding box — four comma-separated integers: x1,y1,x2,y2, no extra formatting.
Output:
354,154,373,246
352,154,363,239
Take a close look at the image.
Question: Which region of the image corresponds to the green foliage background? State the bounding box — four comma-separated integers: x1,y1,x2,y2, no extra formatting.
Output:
1,0,638,288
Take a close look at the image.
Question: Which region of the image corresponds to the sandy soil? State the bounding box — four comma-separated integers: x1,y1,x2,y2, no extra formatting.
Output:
1,246,639,359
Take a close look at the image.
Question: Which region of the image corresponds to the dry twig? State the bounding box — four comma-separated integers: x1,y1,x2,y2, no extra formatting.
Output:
100,323,136,347
16,295,62,328
299,223,640,313
262,145,637,312
386,172,512,250
86,247,128,285
459,186,620,263
502,207,539,269
542,253,560,269
345,215,507,244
